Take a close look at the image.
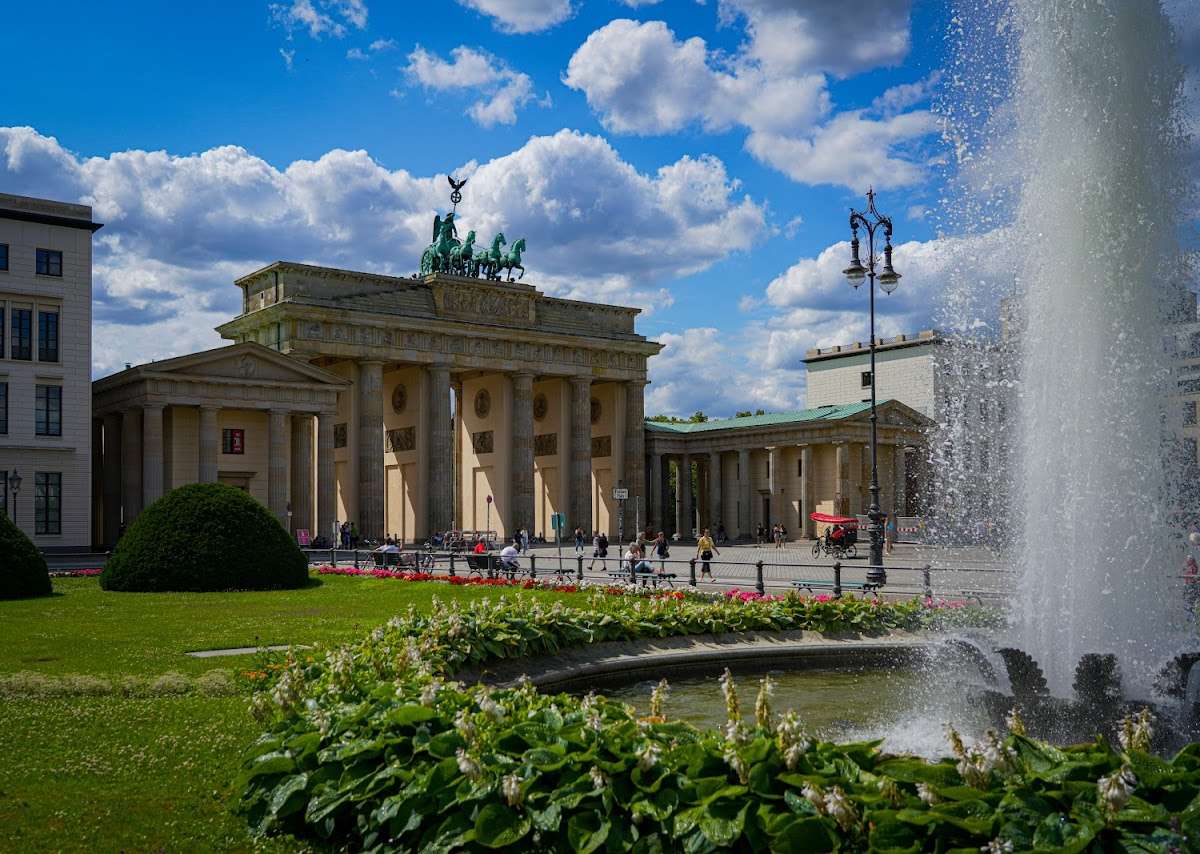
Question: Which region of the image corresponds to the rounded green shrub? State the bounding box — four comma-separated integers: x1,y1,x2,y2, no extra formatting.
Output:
0,511,52,599
100,482,308,592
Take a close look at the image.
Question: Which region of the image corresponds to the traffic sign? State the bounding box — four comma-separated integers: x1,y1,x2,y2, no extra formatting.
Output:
551,512,567,530
612,487,629,500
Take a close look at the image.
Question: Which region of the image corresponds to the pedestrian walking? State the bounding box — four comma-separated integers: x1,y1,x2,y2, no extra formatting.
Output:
653,531,670,571
695,527,718,581
590,531,609,571
885,515,897,555
573,526,585,557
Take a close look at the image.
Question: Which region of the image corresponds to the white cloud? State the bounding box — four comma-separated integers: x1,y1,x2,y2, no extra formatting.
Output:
717,0,911,77
618,0,663,6
269,0,367,39
0,126,764,375
279,48,296,70
368,37,396,51
563,18,936,190
405,46,546,127
906,204,929,220
455,0,574,34
782,215,803,237
346,47,367,60
871,71,943,115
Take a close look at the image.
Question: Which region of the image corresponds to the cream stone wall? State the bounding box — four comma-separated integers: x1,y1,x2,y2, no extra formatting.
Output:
806,345,938,417
165,406,199,487
0,197,94,549
215,410,272,505
532,378,569,541
331,361,360,528
383,366,427,543
588,382,626,537
460,374,512,538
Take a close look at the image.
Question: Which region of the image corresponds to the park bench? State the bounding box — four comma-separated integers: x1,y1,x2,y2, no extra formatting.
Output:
464,554,496,576
607,569,677,588
791,579,879,597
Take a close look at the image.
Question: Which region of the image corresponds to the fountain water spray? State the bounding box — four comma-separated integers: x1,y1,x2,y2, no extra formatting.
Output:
937,0,1193,694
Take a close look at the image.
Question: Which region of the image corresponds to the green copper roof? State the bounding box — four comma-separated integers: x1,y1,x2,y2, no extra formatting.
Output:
644,401,882,433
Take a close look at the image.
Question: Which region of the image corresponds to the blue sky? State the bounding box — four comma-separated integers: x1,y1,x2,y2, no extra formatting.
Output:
0,0,1195,415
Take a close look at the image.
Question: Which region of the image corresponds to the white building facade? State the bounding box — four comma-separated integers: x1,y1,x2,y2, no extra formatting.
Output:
0,193,100,550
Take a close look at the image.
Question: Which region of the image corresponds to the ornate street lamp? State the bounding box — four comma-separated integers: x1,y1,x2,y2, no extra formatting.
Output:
843,189,902,586
10,468,22,526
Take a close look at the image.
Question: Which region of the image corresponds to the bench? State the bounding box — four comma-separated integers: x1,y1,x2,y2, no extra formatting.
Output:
791,579,879,596
465,554,496,576
608,570,677,588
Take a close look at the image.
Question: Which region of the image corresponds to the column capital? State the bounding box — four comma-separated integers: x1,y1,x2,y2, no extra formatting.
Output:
143,402,165,413
569,374,592,388
199,403,221,413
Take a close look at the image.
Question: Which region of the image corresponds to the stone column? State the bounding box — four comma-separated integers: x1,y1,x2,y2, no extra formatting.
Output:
428,364,453,533
569,375,592,531
767,446,781,528
121,408,143,524
511,372,535,535
678,453,692,538
708,451,722,535
894,445,908,516
649,452,663,532
291,414,314,536
739,448,751,538
91,418,104,546
102,412,122,546
800,444,815,538
316,412,336,543
835,443,850,516
141,404,165,508
623,381,645,527
357,361,385,540
198,405,220,483
452,378,464,530
268,408,290,528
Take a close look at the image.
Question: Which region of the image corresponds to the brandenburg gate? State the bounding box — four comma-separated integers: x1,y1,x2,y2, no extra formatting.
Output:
213,261,661,543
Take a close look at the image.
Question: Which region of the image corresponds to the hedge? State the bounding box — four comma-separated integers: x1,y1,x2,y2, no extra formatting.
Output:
0,511,51,599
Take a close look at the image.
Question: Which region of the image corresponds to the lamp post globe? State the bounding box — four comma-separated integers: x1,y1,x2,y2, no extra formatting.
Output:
843,190,903,587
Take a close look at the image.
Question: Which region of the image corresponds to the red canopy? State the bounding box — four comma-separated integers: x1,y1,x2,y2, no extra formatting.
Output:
809,512,859,528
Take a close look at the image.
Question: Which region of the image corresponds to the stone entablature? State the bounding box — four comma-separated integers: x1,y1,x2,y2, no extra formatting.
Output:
229,263,649,346
804,329,939,363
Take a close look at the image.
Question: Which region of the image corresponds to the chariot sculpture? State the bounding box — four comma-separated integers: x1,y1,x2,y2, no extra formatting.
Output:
418,176,528,281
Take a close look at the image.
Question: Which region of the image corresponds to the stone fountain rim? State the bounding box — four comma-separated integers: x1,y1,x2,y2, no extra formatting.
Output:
456,630,931,691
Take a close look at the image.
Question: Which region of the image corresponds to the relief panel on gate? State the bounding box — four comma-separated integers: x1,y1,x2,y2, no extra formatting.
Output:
387,427,416,453
534,433,557,456
471,430,494,454
591,435,612,458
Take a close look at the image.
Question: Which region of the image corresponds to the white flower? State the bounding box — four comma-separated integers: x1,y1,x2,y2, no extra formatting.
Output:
981,839,1014,853
1098,766,1137,813
823,786,858,831
501,773,524,807
454,708,477,742
420,680,442,706
723,744,749,784
755,676,775,729
719,669,741,724
649,679,669,719
455,748,482,782
801,783,825,814
1004,708,1026,736
916,782,940,805
636,742,661,771
589,765,608,791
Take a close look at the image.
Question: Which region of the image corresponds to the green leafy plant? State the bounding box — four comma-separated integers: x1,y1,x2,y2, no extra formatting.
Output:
232,592,1193,851
101,482,308,592
0,509,51,599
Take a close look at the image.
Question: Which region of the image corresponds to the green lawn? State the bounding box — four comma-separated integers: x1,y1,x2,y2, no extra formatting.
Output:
0,575,570,852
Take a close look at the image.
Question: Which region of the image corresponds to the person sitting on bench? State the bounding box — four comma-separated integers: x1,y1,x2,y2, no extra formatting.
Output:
499,539,521,575
624,543,654,581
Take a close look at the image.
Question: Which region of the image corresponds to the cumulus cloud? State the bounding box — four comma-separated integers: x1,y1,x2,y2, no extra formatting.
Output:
717,0,912,77
563,18,936,189
0,126,764,375
269,0,367,39
405,46,547,127
455,0,574,34
871,71,943,115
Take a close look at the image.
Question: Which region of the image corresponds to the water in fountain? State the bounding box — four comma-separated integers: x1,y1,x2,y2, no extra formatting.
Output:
935,0,1194,694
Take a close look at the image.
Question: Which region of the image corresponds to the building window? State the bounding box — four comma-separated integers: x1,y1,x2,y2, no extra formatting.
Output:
38,311,59,362
1185,401,1197,427
11,309,31,360
222,428,245,454
35,248,63,277
34,472,61,535
0,383,6,434
0,243,7,271
35,385,62,436
861,370,873,388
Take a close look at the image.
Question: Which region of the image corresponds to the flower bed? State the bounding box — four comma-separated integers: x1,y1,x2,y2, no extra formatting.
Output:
231,591,1135,851
47,568,102,578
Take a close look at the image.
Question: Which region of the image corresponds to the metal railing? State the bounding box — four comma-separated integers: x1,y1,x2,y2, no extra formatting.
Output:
303,548,1016,601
